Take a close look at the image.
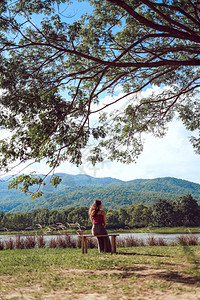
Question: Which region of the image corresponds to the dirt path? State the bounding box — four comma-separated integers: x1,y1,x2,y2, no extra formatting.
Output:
3,287,200,300
1,266,200,300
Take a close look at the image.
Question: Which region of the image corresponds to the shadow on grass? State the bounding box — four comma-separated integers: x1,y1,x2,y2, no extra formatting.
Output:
116,248,200,285
124,270,199,284
117,251,171,258
117,267,199,285
156,271,199,285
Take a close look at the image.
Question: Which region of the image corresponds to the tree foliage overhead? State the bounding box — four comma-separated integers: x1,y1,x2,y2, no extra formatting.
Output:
0,0,200,192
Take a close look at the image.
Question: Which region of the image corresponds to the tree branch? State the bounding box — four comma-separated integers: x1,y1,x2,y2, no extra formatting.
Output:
107,0,200,42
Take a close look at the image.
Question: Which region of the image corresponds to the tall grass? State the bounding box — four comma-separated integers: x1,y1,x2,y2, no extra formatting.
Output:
56,235,76,248
15,235,25,249
5,238,15,250
176,235,199,246
146,237,168,246
49,238,57,248
0,234,199,251
0,240,4,250
87,237,97,249
24,236,36,249
37,235,46,248
117,235,145,247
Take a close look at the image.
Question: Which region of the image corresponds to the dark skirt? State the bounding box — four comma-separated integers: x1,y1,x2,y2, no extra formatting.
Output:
92,224,111,253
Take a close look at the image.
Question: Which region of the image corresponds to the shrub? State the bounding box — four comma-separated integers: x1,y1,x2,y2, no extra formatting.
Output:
147,237,158,246
177,235,199,246
70,238,77,248
117,236,145,247
15,235,25,249
48,234,77,248
49,238,57,248
37,236,46,248
138,239,145,246
187,236,198,246
5,238,15,250
77,236,82,248
157,238,168,246
63,234,75,248
0,240,4,250
146,237,168,246
177,235,188,246
56,236,68,248
24,235,36,249
126,235,144,247
87,237,97,249
117,238,126,248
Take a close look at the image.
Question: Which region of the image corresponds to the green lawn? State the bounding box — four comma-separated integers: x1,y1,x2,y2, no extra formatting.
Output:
0,245,200,299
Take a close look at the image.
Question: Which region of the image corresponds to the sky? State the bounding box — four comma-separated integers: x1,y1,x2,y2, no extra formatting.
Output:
17,84,200,185
52,117,200,184
54,85,200,185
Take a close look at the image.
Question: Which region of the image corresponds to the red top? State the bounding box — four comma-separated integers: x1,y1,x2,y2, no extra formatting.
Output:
91,213,104,225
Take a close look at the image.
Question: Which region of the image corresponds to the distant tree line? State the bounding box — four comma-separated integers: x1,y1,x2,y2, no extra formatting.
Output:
0,194,200,231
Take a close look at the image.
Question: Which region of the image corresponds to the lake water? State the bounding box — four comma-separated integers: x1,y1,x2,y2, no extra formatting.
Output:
1,232,200,245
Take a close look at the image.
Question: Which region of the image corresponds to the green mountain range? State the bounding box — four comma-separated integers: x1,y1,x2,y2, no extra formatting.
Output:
0,174,200,213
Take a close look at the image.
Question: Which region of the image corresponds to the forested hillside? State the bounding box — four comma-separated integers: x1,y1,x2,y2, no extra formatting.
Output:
0,174,200,213
1,194,200,230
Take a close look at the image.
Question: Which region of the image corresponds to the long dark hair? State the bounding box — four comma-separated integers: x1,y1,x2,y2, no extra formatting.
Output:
89,200,102,217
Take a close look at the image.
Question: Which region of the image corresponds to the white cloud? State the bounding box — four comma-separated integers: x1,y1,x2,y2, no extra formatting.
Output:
47,117,200,184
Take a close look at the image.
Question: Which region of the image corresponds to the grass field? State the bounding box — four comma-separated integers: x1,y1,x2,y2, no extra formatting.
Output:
0,244,200,300
110,227,200,234
1,226,200,236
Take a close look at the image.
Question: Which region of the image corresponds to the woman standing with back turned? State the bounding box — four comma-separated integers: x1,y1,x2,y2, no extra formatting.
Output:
88,200,111,253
